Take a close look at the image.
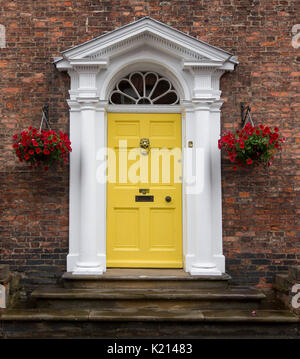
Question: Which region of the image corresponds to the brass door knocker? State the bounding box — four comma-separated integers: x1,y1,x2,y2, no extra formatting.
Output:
140,138,150,155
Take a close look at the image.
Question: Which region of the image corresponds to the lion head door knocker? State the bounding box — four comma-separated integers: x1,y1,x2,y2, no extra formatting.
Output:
140,138,150,155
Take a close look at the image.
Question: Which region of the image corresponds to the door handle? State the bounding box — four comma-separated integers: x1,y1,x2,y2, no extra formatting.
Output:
165,196,172,203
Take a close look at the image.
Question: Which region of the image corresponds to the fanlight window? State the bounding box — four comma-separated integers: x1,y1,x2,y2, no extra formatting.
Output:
109,71,179,105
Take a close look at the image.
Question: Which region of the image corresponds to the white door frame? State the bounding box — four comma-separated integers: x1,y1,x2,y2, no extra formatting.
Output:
54,17,237,276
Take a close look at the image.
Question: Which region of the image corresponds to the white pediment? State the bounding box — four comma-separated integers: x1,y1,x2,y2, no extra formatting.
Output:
55,17,237,71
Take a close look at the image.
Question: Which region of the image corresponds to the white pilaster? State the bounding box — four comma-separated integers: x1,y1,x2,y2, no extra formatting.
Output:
184,66,224,276
72,102,102,274
67,64,106,275
210,101,225,273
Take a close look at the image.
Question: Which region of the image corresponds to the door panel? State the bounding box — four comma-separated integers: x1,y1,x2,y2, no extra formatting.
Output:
107,113,182,268
149,208,176,249
114,208,140,249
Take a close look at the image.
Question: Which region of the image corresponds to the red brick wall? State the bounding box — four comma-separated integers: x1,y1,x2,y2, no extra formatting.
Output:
0,0,299,291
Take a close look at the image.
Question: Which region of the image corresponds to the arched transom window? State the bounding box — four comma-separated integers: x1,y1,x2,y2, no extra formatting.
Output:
109,71,180,105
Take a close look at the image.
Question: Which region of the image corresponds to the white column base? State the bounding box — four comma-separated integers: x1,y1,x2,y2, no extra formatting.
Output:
72,262,104,275
190,262,222,276
67,253,106,274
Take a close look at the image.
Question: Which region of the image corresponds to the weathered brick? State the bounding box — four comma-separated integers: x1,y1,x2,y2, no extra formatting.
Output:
0,0,299,292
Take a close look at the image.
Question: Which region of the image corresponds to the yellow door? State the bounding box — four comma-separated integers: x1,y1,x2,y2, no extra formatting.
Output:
107,113,182,268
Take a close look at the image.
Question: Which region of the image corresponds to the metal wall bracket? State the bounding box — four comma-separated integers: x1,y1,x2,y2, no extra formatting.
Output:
39,104,51,131
240,102,254,128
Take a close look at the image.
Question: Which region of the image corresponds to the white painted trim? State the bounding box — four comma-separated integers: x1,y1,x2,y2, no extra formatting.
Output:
55,18,237,276
106,105,183,113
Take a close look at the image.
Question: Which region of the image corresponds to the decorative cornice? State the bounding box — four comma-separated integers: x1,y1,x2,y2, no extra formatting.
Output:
67,99,107,112
183,99,224,112
72,64,104,73
70,59,108,67
183,62,223,70
54,17,238,71
209,100,224,112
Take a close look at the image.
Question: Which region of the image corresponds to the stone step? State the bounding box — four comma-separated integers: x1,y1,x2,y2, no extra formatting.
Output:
1,307,296,322
1,307,298,338
31,285,266,310
62,269,231,289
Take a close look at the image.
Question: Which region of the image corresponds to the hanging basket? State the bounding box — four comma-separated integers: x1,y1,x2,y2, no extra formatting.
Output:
12,127,72,171
12,105,72,171
218,122,285,171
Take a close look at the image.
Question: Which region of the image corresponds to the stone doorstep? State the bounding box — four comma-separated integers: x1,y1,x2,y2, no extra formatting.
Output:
62,269,232,281
62,270,232,289
0,308,298,323
31,286,266,301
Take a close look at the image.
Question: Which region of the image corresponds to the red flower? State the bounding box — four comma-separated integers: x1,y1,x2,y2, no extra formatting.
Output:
233,166,237,171
240,142,245,149
13,127,71,169
274,127,279,132
247,158,253,165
